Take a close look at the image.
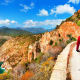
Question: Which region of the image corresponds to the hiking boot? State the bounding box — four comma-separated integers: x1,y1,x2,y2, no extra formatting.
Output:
76,50,80,52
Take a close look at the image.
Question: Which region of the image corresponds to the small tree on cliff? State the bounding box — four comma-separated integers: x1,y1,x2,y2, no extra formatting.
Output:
49,40,53,45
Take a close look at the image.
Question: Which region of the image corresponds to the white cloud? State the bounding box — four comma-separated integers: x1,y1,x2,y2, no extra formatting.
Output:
1,0,13,5
5,0,12,3
50,4,76,15
0,19,10,25
68,0,80,4
11,20,18,23
30,2,34,7
0,19,17,25
37,9,49,16
20,2,34,12
23,20,38,27
23,19,64,27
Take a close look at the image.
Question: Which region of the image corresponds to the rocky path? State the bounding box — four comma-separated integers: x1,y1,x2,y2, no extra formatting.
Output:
50,41,80,80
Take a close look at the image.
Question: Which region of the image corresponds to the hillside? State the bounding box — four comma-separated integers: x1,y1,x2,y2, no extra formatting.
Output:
0,35,12,47
0,27,34,37
0,10,80,80
19,27,54,34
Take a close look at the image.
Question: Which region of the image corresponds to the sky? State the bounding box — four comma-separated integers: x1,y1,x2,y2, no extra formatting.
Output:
0,0,80,29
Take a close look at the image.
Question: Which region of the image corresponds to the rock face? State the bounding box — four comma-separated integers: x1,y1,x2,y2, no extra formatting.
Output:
1,62,12,70
0,37,29,75
28,21,80,62
58,21,80,40
28,41,40,62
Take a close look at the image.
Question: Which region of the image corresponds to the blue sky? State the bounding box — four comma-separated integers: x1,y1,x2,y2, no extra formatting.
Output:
0,0,80,29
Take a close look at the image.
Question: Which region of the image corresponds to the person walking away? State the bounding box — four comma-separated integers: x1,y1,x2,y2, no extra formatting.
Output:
76,36,80,52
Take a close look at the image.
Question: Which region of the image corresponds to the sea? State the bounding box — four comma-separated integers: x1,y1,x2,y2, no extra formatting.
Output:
0,62,5,74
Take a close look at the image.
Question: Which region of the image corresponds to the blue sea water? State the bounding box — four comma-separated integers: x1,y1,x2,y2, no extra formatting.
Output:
0,62,5,74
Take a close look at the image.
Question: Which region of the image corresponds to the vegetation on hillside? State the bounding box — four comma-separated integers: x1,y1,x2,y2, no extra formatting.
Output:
21,70,33,80
49,40,53,45
66,34,77,44
56,9,80,29
0,39,7,47
0,70,12,80
0,28,34,37
77,20,80,26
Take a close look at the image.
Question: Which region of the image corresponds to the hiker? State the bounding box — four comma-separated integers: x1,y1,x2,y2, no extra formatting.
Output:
76,36,80,52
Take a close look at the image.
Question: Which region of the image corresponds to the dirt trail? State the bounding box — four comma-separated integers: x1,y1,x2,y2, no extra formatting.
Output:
50,41,80,80
69,44,80,80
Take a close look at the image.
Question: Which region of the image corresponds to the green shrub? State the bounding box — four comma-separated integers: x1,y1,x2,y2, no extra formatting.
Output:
58,34,60,37
0,70,12,80
66,16,74,21
59,38,63,42
54,41,57,46
34,52,44,63
77,20,80,26
70,17,74,21
77,14,80,19
49,40,53,45
60,21,65,25
67,34,77,42
55,25,59,29
0,39,7,47
71,37,77,41
67,34,72,39
37,36,40,41
75,20,78,23
66,40,71,44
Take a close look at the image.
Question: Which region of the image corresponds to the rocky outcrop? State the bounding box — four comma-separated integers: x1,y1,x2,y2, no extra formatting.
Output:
0,37,29,73
28,21,80,62
1,62,12,70
0,35,12,40
58,21,80,40
28,41,40,62
28,31,60,62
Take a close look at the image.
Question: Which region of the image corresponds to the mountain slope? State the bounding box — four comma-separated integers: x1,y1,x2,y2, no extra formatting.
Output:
0,27,34,37
16,27,54,34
